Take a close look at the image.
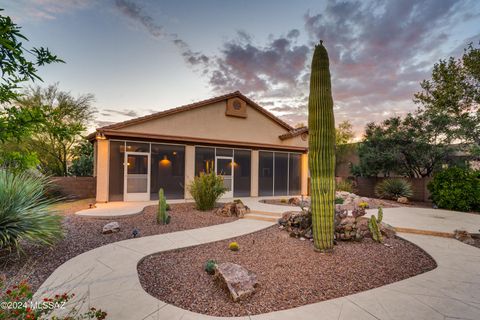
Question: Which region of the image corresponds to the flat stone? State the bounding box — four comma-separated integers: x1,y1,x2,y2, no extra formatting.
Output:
215,262,258,302
102,221,120,234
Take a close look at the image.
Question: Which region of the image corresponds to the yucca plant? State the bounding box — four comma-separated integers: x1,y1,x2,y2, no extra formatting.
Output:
308,40,336,251
0,169,63,250
374,179,413,200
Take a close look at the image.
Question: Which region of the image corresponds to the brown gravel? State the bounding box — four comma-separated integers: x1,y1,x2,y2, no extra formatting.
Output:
0,200,236,291
138,226,437,317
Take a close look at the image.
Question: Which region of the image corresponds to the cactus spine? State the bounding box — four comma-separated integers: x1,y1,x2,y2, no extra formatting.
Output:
308,41,336,251
368,207,383,243
157,188,169,224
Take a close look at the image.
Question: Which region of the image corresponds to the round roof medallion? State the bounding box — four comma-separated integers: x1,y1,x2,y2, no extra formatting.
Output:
232,99,242,110
301,132,308,141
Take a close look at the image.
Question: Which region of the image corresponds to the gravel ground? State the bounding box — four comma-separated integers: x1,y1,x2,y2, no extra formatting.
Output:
0,201,236,291
138,226,437,317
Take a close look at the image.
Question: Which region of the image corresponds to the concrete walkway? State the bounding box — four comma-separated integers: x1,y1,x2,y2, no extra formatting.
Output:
377,207,480,234
75,197,299,218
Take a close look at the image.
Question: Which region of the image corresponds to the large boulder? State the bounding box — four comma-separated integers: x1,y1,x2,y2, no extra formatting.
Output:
454,230,475,245
214,262,258,302
215,201,250,218
397,197,409,204
102,222,120,234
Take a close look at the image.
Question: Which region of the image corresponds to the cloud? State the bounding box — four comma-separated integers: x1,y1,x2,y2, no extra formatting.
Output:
207,31,310,98
6,0,94,21
103,108,139,117
114,0,165,38
111,0,478,136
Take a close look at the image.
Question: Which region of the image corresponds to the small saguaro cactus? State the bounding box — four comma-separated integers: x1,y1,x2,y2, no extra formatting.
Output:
368,207,383,243
157,188,170,224
308,40,336,251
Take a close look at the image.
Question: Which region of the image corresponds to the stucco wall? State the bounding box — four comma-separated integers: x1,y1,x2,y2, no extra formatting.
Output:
51,176,96,199
116,101,308,149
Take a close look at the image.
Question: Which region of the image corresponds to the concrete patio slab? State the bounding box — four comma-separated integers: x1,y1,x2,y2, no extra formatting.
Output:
376,207,480,234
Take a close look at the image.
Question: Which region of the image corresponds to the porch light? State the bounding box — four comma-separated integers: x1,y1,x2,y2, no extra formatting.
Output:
95,132,106,140
160,155,171,166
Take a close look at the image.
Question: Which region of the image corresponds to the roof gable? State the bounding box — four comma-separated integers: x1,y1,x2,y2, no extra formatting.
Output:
99,91,293,132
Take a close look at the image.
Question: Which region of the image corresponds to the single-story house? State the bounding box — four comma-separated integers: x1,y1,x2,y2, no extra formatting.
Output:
88,91,309,202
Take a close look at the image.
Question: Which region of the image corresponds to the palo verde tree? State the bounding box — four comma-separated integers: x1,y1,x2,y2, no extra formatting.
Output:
308,41,336,251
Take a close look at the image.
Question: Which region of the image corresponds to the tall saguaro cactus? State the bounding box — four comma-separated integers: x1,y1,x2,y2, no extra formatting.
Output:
308,40,336,251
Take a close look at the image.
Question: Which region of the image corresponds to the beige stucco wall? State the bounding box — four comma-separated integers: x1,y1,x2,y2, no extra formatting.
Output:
116,100,308,149
96,139,109,202
301,153,309,195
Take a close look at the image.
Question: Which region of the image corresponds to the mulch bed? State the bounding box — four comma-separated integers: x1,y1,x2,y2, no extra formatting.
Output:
138,226,437,317
0,201,236,292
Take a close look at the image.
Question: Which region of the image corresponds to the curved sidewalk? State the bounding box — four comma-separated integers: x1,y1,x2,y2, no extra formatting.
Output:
38,206,480,319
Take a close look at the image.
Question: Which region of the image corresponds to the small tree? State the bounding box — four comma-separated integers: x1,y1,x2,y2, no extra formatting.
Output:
18,85,95,176
0,8,63,141
188,171,226,211
69,140,94,176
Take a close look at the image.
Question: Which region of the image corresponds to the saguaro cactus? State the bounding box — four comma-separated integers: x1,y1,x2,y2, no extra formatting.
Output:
308,40,336,251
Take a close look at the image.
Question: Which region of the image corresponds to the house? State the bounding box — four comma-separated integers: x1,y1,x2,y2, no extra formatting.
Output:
89,91,309,202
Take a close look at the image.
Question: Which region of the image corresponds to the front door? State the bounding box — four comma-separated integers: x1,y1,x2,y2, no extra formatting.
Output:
124,152,150,201
216,156,233,198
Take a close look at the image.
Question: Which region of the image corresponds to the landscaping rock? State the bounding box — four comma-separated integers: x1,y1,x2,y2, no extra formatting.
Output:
102,222,120,234
454,230,475,245
397,197,409,204
214,262,258,302
215,201,250,218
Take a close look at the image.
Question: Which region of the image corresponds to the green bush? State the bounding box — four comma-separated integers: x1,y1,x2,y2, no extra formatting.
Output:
188,171,226,210
204,259,217,275
374,179,413,200
0,169,63,250
336,179,354,192
428,167,480,212
335,197,344,204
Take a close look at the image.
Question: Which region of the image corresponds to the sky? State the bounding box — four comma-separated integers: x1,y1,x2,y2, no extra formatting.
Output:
3,0,480,137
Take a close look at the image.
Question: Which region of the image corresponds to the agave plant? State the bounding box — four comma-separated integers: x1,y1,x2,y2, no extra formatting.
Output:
374,179,413,200
0,169,63,250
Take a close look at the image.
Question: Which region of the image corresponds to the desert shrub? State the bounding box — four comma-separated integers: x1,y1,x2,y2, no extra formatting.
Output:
204,259,217,275
336,179,354,193
0,278,107,319
228,241,239,251
428,167,480,212
374,179,413,200
0,169,63,250
335,197,344,204
188,171,226,210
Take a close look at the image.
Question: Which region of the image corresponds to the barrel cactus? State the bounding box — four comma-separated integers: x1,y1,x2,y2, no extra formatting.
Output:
308,40,336,251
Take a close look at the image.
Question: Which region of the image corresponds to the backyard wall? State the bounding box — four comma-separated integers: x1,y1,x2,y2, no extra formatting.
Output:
51,176,96,199
348,177,433,202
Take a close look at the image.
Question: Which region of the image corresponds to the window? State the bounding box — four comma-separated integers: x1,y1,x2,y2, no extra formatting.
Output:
150,144,185,199
233,149,251,197
259,151,302,196
195,147,215,175
274,152,288,196
259,151,274,196
108,141,125,201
